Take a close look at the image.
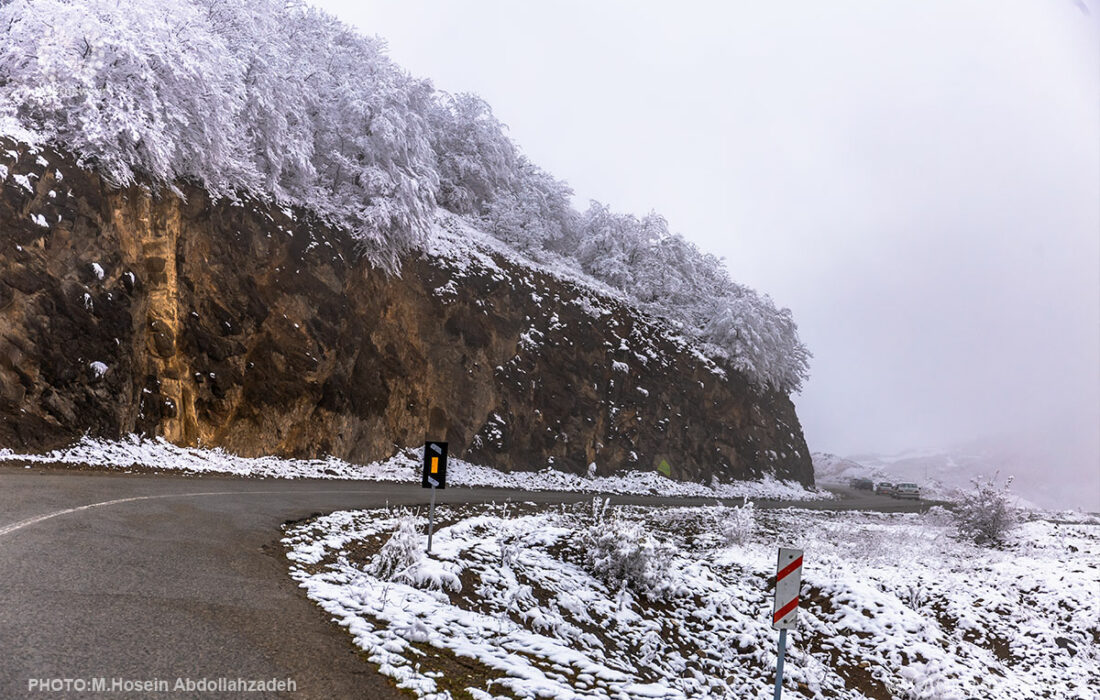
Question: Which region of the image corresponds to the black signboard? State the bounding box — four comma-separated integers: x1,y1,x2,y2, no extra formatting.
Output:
421,441,448,489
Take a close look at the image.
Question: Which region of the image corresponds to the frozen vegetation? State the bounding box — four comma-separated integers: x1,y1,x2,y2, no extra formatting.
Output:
0,0,809,392
284,502,1099,699
0,435,827,501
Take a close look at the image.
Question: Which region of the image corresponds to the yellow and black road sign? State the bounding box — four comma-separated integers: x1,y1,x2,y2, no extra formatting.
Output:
421,441,448,489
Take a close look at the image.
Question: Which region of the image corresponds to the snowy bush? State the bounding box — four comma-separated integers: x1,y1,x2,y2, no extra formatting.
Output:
922,505,954,527
953,474,1018,545
582,512,675,600
0,0,810,391
370,515,423,583
369,514,462,593
590,496,612,524
718,501,756,546
899,659,953,700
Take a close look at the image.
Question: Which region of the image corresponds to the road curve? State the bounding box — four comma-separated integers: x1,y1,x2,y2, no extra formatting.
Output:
0,465,933,699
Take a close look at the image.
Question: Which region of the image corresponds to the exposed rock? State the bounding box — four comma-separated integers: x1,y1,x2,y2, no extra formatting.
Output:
0,139,813,485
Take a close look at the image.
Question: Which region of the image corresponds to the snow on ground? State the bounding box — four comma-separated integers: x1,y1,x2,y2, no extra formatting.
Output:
0,435,828,501
284,503,1099,699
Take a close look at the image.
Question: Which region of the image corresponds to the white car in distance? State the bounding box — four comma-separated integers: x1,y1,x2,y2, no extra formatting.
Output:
893,482,921,500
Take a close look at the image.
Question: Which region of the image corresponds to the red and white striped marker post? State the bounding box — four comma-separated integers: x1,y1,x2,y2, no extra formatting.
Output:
772,547,803,700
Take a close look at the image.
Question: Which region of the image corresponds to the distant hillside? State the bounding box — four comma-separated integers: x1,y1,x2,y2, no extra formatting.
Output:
813,448,1051,509
808,452,875,483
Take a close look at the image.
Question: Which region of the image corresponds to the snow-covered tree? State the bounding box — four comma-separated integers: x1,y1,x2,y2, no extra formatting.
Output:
0,0,811,391
480,158,575,253
704,289,811,392
0,0,438,270
427,92,519,215
572,201,810,391
574,202,647,288
0,0,250,192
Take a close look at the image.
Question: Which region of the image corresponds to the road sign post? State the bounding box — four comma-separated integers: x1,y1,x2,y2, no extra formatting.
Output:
775,628,787,700
427,478,438,553
421,442,448,555
771,547,803,700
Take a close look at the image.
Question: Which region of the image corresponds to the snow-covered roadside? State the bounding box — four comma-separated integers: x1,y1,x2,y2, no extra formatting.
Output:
0,435,829,501
284,504,1099,700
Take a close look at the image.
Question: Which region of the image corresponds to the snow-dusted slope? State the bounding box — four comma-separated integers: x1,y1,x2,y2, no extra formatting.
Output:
285,503,1100,699
0,436,827,501
808,452,875,484
812,449,1049,509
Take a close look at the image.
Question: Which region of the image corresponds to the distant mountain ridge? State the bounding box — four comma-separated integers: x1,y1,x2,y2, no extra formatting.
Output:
812,447,1062,510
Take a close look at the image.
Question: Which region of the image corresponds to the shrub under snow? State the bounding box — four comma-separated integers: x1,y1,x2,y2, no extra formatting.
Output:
718,500,756,546
369,515,423,583
952,474,1019,545
369,514,461,592
582,503,676,600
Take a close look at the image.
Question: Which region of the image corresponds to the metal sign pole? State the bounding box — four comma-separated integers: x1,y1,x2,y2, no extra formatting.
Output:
774,628,787,700
426,481,437,554
420,441,447,556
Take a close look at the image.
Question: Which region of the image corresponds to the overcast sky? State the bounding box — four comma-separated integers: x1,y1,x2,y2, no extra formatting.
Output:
311,0,1099,506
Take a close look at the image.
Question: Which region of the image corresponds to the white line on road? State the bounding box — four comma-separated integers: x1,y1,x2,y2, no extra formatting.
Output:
0,490,384,539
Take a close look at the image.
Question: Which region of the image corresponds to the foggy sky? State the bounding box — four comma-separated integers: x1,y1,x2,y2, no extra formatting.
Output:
310,0,1100,508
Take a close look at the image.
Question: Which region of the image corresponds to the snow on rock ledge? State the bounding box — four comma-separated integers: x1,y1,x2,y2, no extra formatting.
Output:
0,436,828,501
0,139,813,487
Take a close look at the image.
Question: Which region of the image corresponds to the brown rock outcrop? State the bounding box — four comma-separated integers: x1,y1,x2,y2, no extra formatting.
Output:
0,139,813,485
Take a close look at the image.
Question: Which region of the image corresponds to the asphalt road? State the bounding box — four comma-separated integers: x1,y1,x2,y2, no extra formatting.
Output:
0,465,935,699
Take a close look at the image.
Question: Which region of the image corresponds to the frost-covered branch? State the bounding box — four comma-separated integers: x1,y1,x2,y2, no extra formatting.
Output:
0,0,810,391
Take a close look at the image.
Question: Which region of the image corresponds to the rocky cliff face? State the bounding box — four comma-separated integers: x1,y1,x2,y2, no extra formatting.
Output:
0,139,813,485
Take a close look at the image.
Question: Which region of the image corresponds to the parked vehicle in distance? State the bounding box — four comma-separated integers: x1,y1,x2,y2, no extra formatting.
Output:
893,482,921,500
875,482,894,496
850,477,875,491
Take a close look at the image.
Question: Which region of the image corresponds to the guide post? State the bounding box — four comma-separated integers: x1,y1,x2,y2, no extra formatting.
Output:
421,441,448,554
771,547,803,700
